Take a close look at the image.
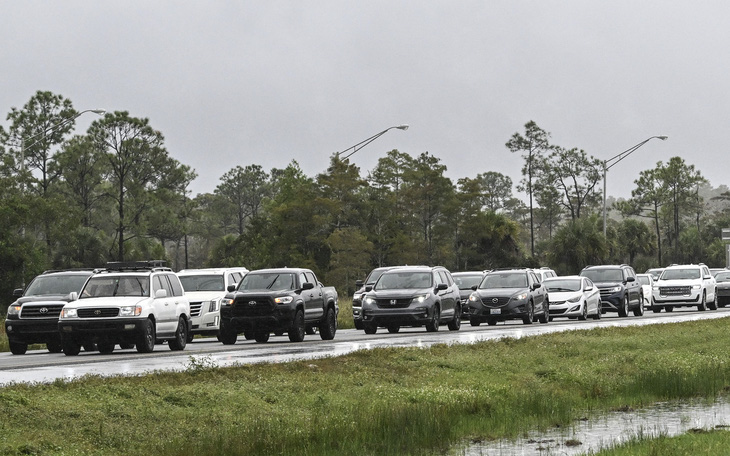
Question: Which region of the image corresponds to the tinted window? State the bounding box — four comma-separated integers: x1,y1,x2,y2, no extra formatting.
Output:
25,274,90,296
82,276,149,298
581,269,623,282
375,271,433,290
167,274,184,297
480,273,528,289
305,272,317,285
543,278,582,292
453,274,483,289
179,274,225,292
239,273,296,291
365,268,389,285
715,272,730,282
637,276,651,286
661,268,701,280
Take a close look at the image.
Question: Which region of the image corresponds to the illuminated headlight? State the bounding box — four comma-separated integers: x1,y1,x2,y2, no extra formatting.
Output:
274,296,293,304
363,296,376,305
7,304,21,316
468,293,479,302
567,295,581,303
221,298,234,307
353,293,363,301
209,299,221,312
607,286,622,293
514,292,528,301
119,305,142,317
692,285,701,290
62,308,78,318
413,293,431,303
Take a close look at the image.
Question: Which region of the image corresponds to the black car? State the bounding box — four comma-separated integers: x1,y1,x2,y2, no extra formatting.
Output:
5,269,94,354
360,266,461,334
451,271,487,319
467,268,548,326
352,266,395,330
579,264,643,317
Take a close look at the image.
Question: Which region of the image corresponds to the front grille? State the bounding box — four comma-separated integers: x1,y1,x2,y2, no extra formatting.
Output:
375,298,412,308
21,304,64,318
599,289,616,297
233,298,274,317
659,286,691,296
190,301,203,317
78,308,120,318
481,297,510,307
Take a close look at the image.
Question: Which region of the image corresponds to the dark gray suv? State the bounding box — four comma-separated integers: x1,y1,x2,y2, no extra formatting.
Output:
467,268,548,326
360,266,461,334
579,264,643,317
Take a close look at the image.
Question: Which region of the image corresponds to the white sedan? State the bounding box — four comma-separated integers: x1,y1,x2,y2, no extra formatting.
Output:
543,275,601,321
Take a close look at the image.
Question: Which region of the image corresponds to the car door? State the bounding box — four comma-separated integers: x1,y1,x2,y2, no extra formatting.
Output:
584,278,600,314
301,271,324,322
151,273,176,334
529,271,546,313
436,270,455,319
625,267,641,306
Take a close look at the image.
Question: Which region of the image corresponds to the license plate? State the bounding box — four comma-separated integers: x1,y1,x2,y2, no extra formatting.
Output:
490,308,501,315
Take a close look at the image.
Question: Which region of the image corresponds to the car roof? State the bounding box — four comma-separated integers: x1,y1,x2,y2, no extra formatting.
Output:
543,275,581,281
178,267,248,275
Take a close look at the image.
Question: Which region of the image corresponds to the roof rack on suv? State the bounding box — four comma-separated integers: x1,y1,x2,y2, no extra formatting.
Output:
103,260,171,272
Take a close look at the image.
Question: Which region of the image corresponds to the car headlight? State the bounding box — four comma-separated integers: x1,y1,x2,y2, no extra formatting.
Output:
567,295,582,303
607,286,622,293
7,304,21,316
353,293,363,301
514,292,528,301
468,293,480,302
119,305,142,317
274,296,293,304
413,293,431,303
692,284,701,290
363,296,375,305
209,298,221,312
221,298,234,307
62,308,78,318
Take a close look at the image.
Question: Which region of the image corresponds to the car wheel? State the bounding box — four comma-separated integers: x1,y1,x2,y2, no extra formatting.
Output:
578,302,588,321
119,342,135,349
447,305,461,331
363,322,377,334
9,341,28,355
168,317,188,351
387,324,400,333
665,305,674,312
63,340,81,356
46,340,63,353
538,300,549,324
83,343,97,352
698,292,707,311
186,330,194,344
243,331,255,340
254,331,270,343
522,302,534,325
652,306,662,313
618,295,629,317
486,318,498,326
633,293,645,316
592,304,602,320
319,307,337,340
135,319,156,353
354,320,364,330
97,341,115,354
219,320,238,345
288,309,306,342
708,290,717,310
469,316,481,327
425,306,440,332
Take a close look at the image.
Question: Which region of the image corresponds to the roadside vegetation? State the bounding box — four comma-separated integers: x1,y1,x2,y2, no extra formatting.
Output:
594,429,730,455
1,319,730,455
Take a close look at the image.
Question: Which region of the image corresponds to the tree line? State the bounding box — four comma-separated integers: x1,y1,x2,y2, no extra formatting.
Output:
1,91,728,309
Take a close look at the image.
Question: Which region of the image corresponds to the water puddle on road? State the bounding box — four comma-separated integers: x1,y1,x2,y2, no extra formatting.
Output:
451,397,730,455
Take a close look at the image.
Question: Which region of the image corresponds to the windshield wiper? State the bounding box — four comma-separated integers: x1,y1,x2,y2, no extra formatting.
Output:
266,275,280,289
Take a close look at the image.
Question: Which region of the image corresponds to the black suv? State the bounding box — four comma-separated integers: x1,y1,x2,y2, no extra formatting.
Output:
579,264,643,317
467,268,548,325
360,266,461,334
352,266,395,330
5,269,94,354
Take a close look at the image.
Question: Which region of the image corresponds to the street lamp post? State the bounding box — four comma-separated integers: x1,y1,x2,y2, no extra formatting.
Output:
602,135,668,236
336,124,409,160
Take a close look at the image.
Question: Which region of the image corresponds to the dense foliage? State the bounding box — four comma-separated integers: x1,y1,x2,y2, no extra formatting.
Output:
1,92,728,310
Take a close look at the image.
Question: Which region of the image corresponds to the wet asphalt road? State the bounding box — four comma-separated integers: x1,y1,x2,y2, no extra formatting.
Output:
1,306,729,385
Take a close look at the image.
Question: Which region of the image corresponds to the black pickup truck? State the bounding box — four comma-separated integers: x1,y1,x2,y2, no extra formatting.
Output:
219,268,338,344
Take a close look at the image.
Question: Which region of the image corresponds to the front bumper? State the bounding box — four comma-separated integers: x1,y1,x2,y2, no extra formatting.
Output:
221,306,296,333
468,299,529,322
361,306,434,327
4,318,62,344
548,302,583,318
58,317,147,343
653,289,701,305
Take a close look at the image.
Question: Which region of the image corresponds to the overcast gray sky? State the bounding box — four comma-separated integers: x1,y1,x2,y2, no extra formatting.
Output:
2,1,728,199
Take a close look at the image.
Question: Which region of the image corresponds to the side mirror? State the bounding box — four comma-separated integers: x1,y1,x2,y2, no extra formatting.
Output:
12,288,23,297
584,285,594,291
68,292,79,301
155,289,167,298
365,285,373,292
355,280,364,288
471,285,478,291
532,283,542,290
227,284,236,292
625,277,635,283
436,283,448,291
302,282,315,291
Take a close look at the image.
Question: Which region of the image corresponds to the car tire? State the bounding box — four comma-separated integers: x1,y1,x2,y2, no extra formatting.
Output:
652,306,662,313
9,341,28,355
618,296,629,317
354,320,364,330
363,322,377,334
168,317,188,351
135,319,156,353
63,340,81,356
538,301,549,324
447,305,461,331
578,303,588,321
243,331,255,340
698,292,707,311
319,307,337,340
219,320,238,345
633,294,645,316
120,342,135,350
708,290,717,310
486,318,498,326
186,330,194,344
387,325,400,333
425,306,440,332
97,341,115,354
522,302,534,325
288,309,306,342
46,340,63,353
592,305,602,320
469,316,481,327
254,331,270,343
665,305,674,312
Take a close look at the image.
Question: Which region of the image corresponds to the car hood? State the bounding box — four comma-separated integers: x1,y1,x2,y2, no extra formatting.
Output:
15,294,73,305
655,279,701,287
474,287,527,298
369,288,433,299
546,291,582,301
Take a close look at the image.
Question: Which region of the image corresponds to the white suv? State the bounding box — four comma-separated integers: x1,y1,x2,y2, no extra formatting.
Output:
177,267,248,341
652,264,717,312
59,261,191,355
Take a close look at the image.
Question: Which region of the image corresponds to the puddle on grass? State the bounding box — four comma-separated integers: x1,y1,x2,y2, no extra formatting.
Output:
452,397,730,455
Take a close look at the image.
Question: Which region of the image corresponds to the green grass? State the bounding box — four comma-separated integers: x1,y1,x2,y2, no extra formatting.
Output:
1,318,730,454
337,297,354,330
594,428,730,455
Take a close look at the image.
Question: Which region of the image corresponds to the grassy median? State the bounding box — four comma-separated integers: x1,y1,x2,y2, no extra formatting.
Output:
0,317,730,455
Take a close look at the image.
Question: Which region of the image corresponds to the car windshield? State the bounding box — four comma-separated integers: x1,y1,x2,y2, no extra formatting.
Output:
25,274,90,296
453,274,483,289
581,269,623,282
375,272,432,290
715,272,730,282
637,276,651,286
81,276,149,298
365,268,388,285
179,274,225,292
239,273,296,291
661,268,700,280
646,269,663,279
543,278,581,292
480,273,527,289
